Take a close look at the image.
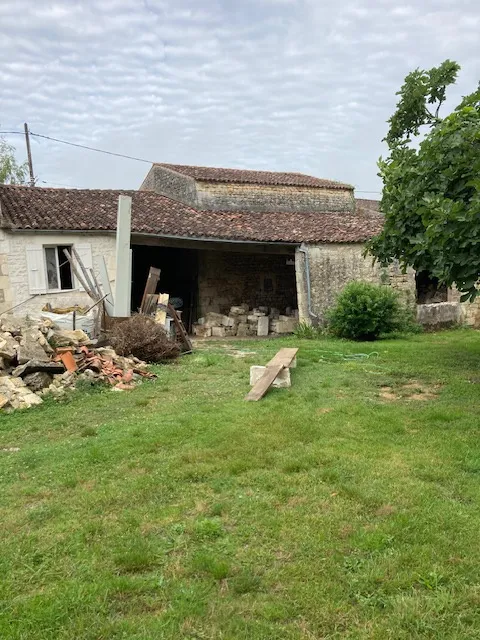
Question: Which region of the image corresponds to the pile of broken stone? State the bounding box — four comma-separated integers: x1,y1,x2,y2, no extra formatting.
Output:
193,304,299,338
0,317,153,412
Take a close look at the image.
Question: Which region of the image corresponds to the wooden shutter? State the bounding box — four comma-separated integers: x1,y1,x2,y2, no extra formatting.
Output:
73,243,93,291
26,245,47,294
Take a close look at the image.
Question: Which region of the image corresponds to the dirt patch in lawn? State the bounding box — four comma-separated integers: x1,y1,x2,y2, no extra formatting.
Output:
379,380,440,402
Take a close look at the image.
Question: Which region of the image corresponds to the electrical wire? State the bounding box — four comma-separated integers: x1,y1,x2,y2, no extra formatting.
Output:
39,179,86,189
2,128,383,194
29,131,154,164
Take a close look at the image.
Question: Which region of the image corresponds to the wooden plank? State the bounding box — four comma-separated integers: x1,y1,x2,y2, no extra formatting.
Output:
168,302,193,351
140,267,161,313
72,246,97,297
266,347,298,369
245,363,285,401
245,347,299,402
89,267,103,300
155,293,169,326
95,255,115,316
62,249,97,301
143,293,159,316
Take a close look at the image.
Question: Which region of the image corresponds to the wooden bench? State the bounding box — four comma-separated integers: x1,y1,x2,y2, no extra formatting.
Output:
245,347,298,401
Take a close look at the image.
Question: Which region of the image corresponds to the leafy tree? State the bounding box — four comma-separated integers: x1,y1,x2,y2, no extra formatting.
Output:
367,60,480,301
0,137,28,185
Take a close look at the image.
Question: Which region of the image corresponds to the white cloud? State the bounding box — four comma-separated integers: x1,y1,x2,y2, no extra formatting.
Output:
0,0,478,193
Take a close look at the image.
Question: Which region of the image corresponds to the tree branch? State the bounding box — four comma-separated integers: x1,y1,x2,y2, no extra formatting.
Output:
435,98,444,119
425,106,441,124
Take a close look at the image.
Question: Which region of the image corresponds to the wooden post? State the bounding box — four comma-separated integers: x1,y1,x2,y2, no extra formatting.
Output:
113,195,132,317
24,123,35,187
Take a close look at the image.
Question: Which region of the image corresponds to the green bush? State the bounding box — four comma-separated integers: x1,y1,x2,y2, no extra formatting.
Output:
327,281,417,341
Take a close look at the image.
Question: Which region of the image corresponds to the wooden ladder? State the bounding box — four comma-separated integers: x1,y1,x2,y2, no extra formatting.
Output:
168,303,193,351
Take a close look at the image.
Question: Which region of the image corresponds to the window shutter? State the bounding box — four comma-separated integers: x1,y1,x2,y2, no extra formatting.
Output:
26,245,47,294
73,244,93,291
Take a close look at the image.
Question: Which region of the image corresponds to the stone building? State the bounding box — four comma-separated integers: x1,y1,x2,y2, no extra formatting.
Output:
0,163,478,329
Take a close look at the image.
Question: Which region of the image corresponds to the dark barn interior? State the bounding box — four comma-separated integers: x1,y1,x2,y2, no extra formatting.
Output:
131,241,298,332
131,245,198,330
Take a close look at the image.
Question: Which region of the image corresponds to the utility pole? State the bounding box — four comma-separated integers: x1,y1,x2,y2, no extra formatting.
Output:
23,123,35,186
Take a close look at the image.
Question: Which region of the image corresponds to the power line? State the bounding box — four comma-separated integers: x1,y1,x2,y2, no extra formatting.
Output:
2,128,383,193
39,179,86,189
30,131,154,164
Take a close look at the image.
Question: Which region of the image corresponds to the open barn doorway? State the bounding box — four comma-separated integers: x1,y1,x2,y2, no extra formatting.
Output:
131,240,298,335
131,245,198,332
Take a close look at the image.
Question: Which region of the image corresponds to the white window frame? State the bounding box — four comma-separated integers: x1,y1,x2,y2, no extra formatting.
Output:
43,245,74,293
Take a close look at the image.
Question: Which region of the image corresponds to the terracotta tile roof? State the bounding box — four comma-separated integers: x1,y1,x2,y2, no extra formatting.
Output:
355,198,381,215
156,163,353,190
0,185,382,244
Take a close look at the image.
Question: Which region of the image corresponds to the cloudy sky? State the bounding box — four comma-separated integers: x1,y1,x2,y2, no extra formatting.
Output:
1,0,479,195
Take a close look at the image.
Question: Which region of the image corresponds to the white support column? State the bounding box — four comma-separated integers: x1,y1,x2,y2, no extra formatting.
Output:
126,249,133,314
113,195,132,317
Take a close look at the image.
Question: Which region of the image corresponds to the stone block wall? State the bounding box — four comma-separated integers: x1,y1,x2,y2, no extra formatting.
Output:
139,166,197,207
140,165,354,214
195,182,355,214
448,286,480,327
197,250,297,317
0,230,116,317
295,243,416,325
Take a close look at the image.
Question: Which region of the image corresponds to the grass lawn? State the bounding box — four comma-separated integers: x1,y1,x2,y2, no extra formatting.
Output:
1,329,480,639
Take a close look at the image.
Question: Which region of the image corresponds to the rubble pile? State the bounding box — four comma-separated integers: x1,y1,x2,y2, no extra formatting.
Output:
0,317,154,412
193,305,299,338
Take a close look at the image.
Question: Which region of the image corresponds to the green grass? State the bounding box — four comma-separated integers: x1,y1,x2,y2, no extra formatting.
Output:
1,329,480,639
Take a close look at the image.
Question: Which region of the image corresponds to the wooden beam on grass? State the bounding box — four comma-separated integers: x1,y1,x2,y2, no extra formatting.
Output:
245,347,298,401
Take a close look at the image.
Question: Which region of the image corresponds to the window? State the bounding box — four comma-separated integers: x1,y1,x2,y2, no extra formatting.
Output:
44,246,73,290
26,242,93,295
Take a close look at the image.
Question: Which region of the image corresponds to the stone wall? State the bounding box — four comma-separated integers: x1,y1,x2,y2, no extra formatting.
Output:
140,165,354,214
197,250,297,317
417,302,465,329
139,166,197,207
448,286,480,327
0,230,116,317
195,182,355,214
295,243,416,324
